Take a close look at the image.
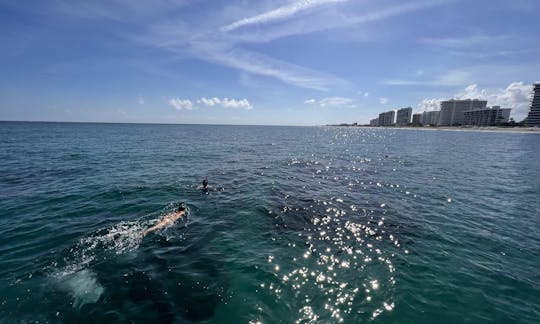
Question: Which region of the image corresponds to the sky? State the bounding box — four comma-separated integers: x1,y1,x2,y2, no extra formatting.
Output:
0,0,539,125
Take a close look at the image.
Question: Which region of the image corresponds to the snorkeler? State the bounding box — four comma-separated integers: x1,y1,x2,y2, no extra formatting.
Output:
142,202,186,237
202,178,208,190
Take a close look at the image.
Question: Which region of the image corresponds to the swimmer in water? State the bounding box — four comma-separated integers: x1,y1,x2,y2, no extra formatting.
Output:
142,202,186,237
202,178,208,191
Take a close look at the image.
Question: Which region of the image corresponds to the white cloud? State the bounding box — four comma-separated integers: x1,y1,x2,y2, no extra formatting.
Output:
197,97,253,110
416,98,444,113
221,0,349,32
305,97,355,108
221,98,253,110
357,91,369,97
320,97,354,107
379,97,389,105
137,95,144,105
198,97,221,106
168,98,193,110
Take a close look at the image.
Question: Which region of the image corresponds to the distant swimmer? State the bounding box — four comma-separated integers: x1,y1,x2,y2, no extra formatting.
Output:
142,202,186,237
202,178,208,190
196,178,222,192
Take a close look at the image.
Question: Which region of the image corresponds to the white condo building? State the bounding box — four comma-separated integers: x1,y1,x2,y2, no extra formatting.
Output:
396,107,412,126
421,110,440,126
438,99,487,126
378,111,395,126
463,106,511,126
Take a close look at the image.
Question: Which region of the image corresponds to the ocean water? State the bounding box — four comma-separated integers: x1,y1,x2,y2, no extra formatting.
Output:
0,122,539,323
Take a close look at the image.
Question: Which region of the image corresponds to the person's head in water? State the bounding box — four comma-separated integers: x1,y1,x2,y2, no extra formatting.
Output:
178,202,186,212
202,178,208,189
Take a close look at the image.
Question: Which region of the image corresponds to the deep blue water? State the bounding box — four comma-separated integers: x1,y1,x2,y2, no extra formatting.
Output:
0,122,539,323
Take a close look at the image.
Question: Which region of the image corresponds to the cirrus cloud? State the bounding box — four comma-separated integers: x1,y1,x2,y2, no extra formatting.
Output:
304,96,355,108
221,0,350,32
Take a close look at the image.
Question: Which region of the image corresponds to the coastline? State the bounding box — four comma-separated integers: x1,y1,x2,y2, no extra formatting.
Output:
329,125,540,134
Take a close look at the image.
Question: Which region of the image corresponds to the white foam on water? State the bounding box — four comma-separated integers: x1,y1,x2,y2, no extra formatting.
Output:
50,218,157,307
79,220,150,255
57,269,104,308
50,208,188,307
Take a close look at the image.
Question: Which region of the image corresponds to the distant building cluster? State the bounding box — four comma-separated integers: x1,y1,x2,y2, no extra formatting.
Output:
369,99,512,127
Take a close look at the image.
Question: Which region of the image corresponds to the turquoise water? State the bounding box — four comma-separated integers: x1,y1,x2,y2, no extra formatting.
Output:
1,122,539,323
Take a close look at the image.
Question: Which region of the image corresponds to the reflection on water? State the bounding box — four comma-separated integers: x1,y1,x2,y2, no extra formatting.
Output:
263,184,404,322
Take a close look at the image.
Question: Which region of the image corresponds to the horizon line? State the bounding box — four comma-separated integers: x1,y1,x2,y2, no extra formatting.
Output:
0,119,321,128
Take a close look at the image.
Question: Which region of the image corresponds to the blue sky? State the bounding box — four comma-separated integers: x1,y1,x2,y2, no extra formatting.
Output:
0,0,539,125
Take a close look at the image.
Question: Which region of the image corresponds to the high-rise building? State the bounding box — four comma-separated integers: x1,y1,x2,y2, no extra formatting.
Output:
412,113,422,125
396,107,412,126
421,110,440,126
438,99,487,126
369,118,379,126
463,106,511,126
526,83,540,126
378,111,395,126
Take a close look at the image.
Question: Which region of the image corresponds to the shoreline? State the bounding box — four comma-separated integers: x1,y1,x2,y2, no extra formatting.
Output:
329,125,540,134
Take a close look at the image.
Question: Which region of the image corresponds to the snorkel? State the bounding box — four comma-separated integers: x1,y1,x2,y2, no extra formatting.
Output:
178,202,186,212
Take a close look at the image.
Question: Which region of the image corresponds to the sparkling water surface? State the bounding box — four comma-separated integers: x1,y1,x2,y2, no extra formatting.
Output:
1,122,539,323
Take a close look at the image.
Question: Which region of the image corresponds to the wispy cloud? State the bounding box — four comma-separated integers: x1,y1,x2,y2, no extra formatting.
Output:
205,48,340,91
56,0,190,22
345,0,456,26
47,0,460,92
421,33,509,48
225,0,456,44
221,0,349,32
132,0,455,91
379,97,389,105
384,70,473,87
305,96,355,108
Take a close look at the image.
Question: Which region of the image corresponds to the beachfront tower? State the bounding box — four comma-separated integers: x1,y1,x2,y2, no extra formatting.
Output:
396,107,412,126
526,83,540,126
438,99,487,126
378,111,395,126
